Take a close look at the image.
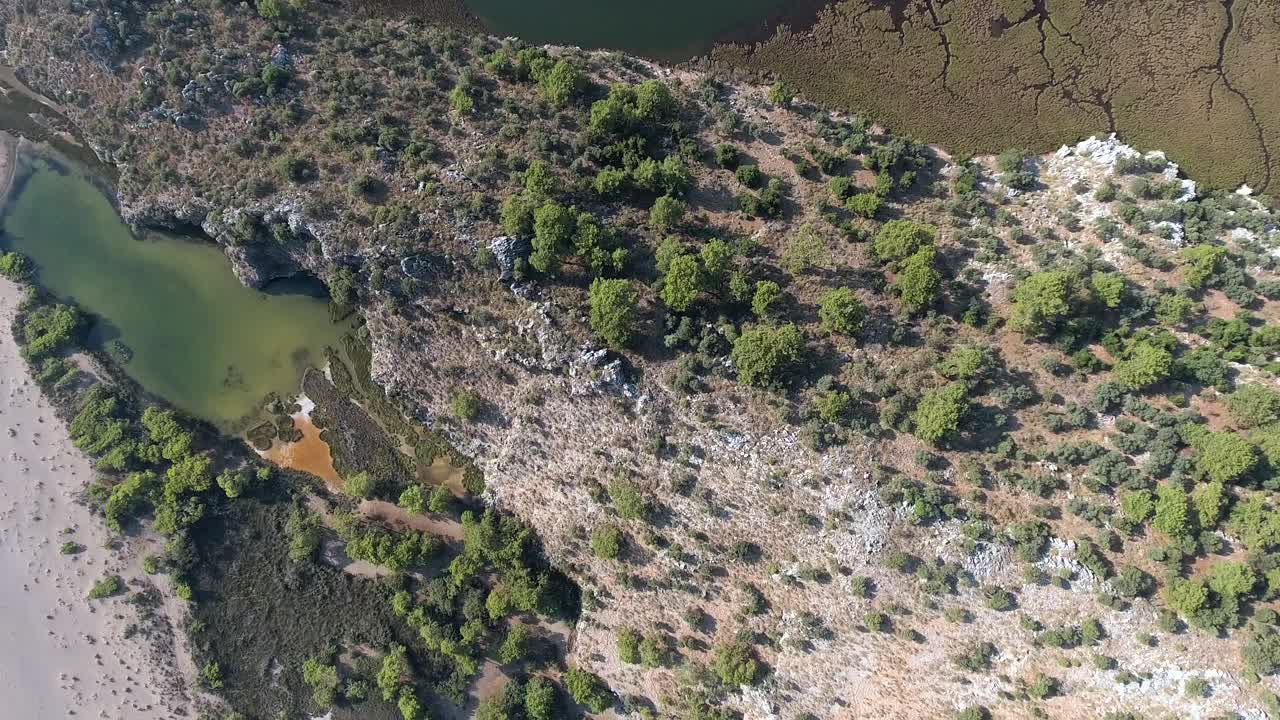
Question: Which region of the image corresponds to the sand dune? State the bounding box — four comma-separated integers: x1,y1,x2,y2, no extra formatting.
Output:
0,278,191,718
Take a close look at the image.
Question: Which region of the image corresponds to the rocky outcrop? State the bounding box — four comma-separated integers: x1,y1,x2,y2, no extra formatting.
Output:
119,194,337,289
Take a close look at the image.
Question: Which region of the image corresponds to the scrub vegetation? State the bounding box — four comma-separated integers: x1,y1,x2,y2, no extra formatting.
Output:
4,0,1280,718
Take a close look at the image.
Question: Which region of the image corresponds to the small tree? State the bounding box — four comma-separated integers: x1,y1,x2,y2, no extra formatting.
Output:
1113,343,1172,389
660,255,702,311
872,220,935,263
563,668,612,713
1009,271,1075,336
538,59,584,105
894,248,942,314
731,324,805,388
711,641,760,686
818,288,866,336
912,382,969,445
1192,430,1257,484
751,280,783,318
649,195,686,231
588,278,639,349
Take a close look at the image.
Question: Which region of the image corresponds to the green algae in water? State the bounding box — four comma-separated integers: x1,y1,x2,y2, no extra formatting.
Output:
2,158,349,430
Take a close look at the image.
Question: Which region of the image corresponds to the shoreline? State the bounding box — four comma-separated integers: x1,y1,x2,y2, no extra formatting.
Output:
0,277,192,718
0,131,16,209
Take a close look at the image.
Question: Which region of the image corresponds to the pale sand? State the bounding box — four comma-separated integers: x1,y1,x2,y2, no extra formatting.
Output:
0,131,16,205
0,278,192,718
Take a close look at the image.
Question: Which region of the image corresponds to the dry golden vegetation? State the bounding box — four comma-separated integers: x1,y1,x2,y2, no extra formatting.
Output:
712,0,1280,196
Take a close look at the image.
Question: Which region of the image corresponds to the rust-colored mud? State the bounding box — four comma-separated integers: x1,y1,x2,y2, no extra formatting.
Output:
258,398,342,489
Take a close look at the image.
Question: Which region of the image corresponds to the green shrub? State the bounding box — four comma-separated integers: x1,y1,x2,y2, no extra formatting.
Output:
872,220,935,263
593,167,628,196
342,470,381,499
817,288,866,336
591,525,624,559
588,278,638,349
0,251,31,280
524,676,557,720
1113,343,1173,389
201,661,224,689
714,144,739,168
751,280,782,318
563,668,612,713
616,627,641,663
1009,271,1076,336
1090,272,1127,308
88,575,123,599
892,247,942,313
398,485,426,514
649,195,686,231
302,656,340,708
846,192,882,218
497,625,533,664
538,59,584,105
1192,430,1257,484
21,303,83,360
912,382,969,445
1226,385,1280,428
450,391,481,422
735,164,762,188
730,324,805,389
711,641,760,685
1179,244,1226,289
1244,627,1280,675
951,641,996,671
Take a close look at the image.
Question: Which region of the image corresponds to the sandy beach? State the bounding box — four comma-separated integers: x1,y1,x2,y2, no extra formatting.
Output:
0,131,16,204
0,277,191,718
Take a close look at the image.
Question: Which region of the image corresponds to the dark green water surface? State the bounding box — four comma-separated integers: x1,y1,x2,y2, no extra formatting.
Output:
1,155,348,430
464,0,797,60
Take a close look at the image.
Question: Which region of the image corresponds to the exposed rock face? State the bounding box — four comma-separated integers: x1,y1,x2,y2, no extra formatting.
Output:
488,235,529,282
118,195,339,288
83,13,118,66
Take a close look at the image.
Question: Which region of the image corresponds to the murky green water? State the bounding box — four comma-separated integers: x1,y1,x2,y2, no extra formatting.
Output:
1,156,348,430
464,0,796,60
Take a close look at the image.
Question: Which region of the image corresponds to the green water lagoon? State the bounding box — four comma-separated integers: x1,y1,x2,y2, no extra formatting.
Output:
2,157,349,430
464,0,798,60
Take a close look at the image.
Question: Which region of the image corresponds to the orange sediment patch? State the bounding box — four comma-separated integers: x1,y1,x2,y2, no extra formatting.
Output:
257,396,342,490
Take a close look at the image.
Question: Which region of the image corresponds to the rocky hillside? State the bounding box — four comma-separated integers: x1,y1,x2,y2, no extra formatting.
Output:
6,1,1280,718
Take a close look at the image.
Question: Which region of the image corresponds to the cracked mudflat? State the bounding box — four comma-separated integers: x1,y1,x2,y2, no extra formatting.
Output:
715,0,1279,194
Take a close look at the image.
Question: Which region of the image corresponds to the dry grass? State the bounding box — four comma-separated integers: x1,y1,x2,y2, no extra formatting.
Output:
712,0,1279,196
